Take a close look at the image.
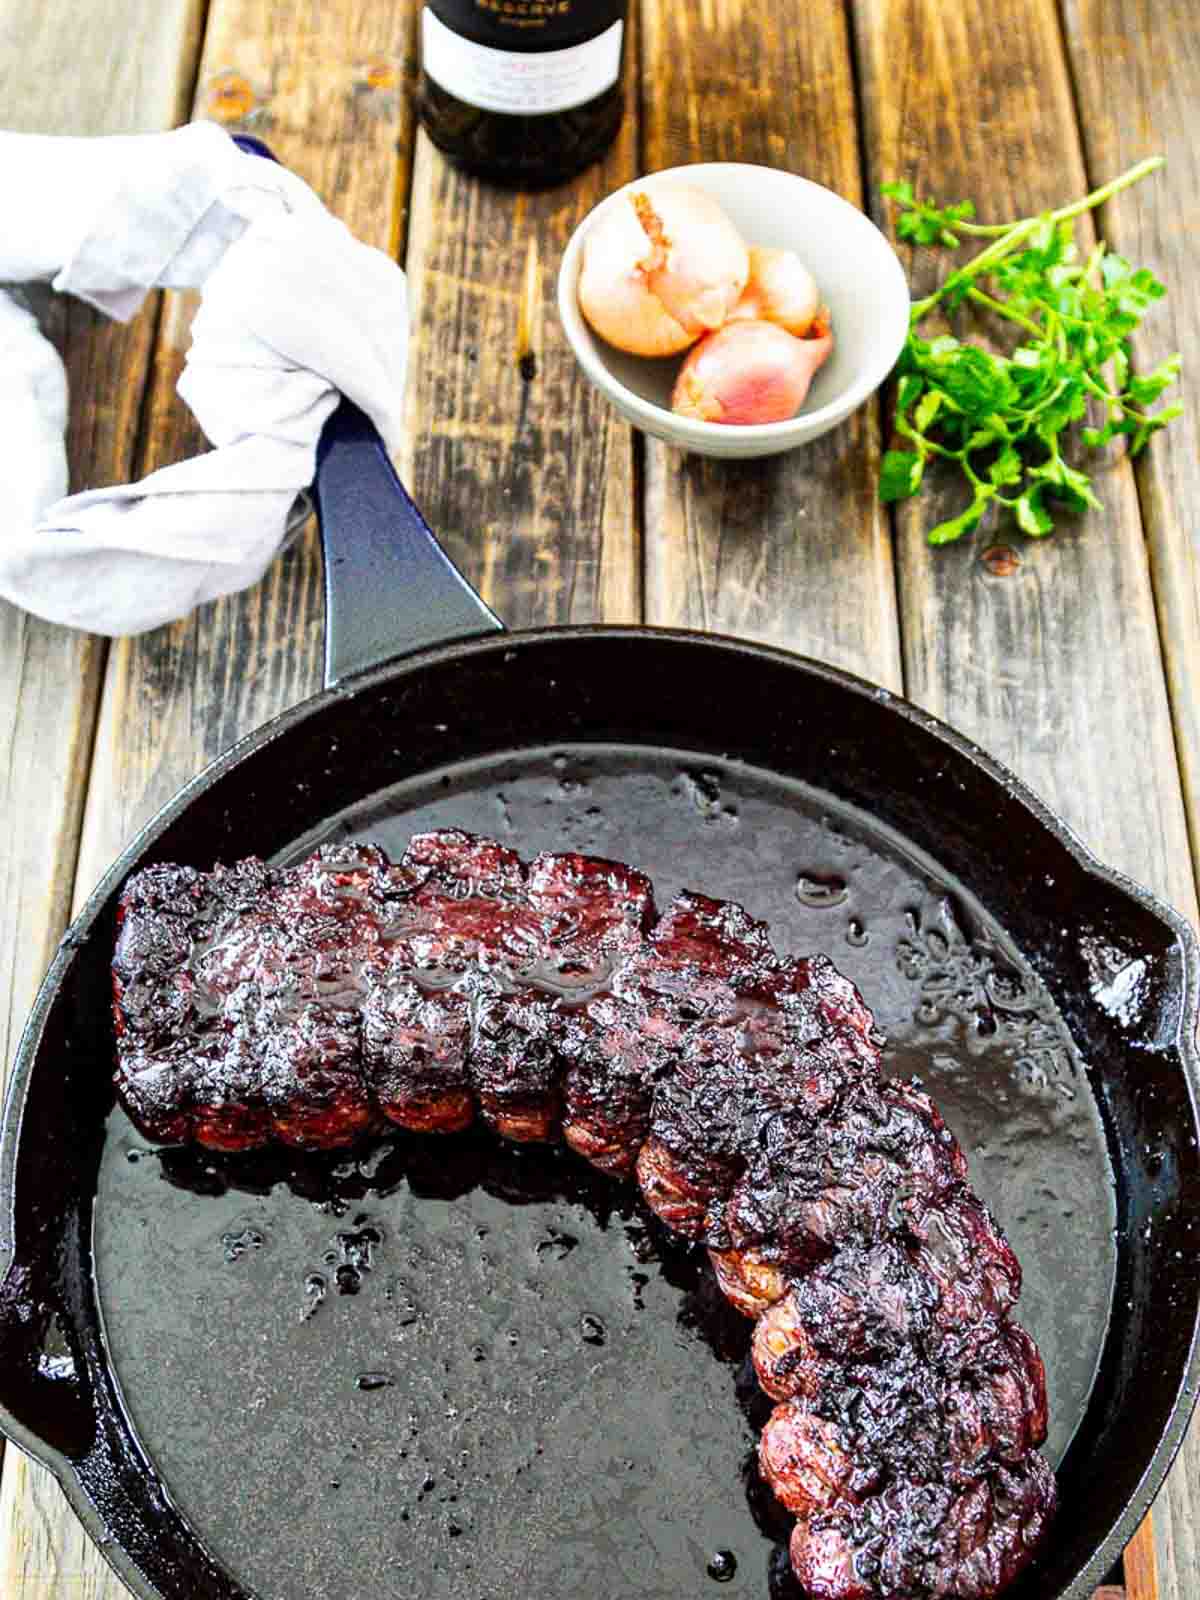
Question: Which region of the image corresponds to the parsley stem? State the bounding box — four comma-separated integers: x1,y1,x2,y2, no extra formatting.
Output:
1080,371,1163,426
1054,314,1068,361
954,220,1019,238
908,156,1166,322
1046,155,1165,227
964,286,1044,338
1082,373,1117,405
911,218,1043,317
1009,378,1070,422
954,156,1164,240
896,416,956,459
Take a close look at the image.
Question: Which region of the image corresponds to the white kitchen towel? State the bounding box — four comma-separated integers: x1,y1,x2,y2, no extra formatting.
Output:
0,122,409,635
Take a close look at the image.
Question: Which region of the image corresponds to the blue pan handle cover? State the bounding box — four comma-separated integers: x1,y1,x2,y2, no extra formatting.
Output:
312,399,503,686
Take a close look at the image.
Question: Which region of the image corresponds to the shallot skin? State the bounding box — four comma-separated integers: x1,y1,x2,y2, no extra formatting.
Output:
671,319,834,425
578,184,750,358
729,246,822,336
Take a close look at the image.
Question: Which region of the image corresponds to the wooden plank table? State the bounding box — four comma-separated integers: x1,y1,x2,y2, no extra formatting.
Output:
0,1,1195,1597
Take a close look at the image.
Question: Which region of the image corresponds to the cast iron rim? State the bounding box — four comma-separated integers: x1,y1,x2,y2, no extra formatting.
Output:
2,623,1198,1600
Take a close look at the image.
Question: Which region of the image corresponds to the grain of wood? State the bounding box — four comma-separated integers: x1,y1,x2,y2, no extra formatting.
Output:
400,42,641,626
0,0,204,1086
1053,43,1200,1592
640,0,901,689
0,0,205,1569
0,0,206,136
854,3,1198,1597
854,0,1197,912
0,456,104,1087
1058,0,1200,890
1124,1506,1166,1600
0,7,417,1600
0,0,206,1582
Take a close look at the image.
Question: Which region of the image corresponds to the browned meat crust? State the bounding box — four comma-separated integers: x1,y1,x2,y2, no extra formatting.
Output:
111,829,1055,1599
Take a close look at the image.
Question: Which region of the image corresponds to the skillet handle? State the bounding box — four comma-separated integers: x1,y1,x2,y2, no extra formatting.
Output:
313,399,504,687
230,133,505,686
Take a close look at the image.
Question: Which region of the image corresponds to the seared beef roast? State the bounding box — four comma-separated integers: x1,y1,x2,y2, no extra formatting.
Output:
112,830,1055,1599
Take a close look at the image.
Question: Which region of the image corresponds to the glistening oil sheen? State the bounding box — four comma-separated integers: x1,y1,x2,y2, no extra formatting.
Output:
92,744,1115,1600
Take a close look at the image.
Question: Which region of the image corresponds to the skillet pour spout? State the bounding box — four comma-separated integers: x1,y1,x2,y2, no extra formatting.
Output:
1,386,1198,1600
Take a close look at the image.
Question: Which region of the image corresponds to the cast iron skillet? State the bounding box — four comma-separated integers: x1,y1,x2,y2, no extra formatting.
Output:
1,387,1199,1600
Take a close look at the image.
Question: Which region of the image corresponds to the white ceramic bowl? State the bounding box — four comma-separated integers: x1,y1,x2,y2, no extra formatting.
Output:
557,163,911,459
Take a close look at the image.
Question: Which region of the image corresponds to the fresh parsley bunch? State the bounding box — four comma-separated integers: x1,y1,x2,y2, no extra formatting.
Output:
879,158,1182,544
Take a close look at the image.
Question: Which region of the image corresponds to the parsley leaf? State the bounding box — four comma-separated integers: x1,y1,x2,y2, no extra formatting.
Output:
880,157,1181,545
988,447,1024,487
927,498,991,546
923,345,1017,418
1015,487,1054,537
1126,355,1182,407
882,182,978,248
880,450,926,502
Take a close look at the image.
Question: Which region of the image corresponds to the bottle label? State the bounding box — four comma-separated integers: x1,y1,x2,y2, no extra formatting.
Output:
422,8,623,114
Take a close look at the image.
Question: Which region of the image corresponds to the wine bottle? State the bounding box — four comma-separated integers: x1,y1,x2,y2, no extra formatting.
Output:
418,0,628,187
